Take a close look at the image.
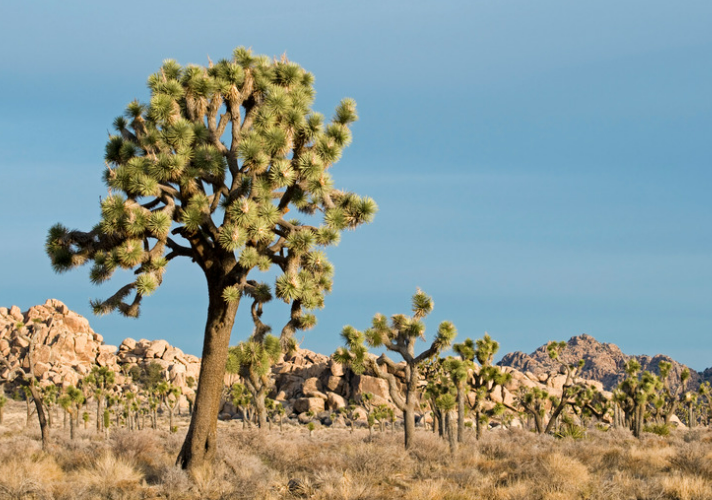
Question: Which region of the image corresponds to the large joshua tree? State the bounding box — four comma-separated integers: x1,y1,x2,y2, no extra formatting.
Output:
45,47,376,471
334,289,457,449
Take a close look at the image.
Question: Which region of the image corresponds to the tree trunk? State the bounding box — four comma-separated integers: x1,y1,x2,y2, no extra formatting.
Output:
475,409,483,440
456,387,465,443
446,411,457,457
545,398,568,434
96,397,103,433
28,386,50,451
533,411,544,434
69,410,76,440
689,403,695,428
169,407,174,432
177,288,239,472
403,406,415,450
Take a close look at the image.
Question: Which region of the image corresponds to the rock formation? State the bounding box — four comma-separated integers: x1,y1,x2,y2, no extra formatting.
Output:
9,301,696,426
0,300,200,398
498,334,700,391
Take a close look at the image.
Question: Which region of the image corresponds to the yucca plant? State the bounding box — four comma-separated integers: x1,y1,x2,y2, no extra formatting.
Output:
226,335,281,429
334,289,457,449
58,385,85,440
84,365,116,433
45,47,376,471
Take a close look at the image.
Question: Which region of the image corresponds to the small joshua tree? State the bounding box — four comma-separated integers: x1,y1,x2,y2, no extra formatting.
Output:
0,325,52,450
157,381,182,432
226,334,281,429
84,365,116,433
334,289,457,449
59,385,85,440
45,47,376,472
454,334,509,440
614,360,659,438
339,402,361,433
516,341,590,434
230,382,254,428
435,392,458,457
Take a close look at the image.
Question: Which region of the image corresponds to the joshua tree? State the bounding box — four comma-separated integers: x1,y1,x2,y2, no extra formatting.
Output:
614,360,659,438
226,334,281,429
372,404,393,433
514,341,591,434
265,398,284,431
0,325,51,450
435,392,458,457
157,381,181,432
454,334,509,439
441,357,469,443
59,385,85,440
334,289,457,449
339,403,361,433
230,382,254,428
45,47,376,471
654,361,690,425
41,384,59,429
84,365,116,433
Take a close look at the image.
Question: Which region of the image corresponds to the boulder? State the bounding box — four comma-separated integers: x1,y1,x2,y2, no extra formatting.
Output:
119,338,137,352
326,392,347,410
294,397,325,414
145,340,169,359
302,377,327,399
351,374,390,401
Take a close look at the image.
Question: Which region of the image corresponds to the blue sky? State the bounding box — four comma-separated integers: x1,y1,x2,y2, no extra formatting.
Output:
1,1,710,369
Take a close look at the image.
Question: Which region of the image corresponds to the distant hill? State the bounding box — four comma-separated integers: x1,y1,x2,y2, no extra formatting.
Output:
498,333,702,391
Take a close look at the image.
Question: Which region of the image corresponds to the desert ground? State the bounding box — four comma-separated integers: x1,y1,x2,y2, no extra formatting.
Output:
2,399,712,500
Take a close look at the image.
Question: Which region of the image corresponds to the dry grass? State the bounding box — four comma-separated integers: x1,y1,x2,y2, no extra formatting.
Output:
2,401,712,500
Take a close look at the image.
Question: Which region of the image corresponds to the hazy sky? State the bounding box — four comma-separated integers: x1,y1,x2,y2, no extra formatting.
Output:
1,1,710,369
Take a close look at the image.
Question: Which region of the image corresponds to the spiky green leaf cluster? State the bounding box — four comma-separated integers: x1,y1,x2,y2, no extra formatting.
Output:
47,47,376,343
227,335,281,378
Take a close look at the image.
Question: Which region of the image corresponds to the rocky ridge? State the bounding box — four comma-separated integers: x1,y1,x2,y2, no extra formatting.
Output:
0,300,201,399
498,333,701,391
5,300,679,423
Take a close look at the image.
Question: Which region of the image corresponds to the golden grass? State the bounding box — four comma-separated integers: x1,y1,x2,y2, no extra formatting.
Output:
2,407,712,500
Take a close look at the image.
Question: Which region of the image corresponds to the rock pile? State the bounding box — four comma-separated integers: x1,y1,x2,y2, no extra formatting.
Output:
498,334,700,391
0,299,120,387
0,300,200,397
5,301,693,425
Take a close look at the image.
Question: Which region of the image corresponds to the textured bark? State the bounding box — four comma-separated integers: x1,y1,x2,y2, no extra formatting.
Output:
28,385,50,451
446,411,457,457
456,387,465,443
177,287,239,472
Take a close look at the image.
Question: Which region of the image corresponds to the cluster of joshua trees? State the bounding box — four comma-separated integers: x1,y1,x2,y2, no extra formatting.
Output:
0,361,190,450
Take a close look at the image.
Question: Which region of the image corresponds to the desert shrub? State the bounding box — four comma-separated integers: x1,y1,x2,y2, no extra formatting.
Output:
660,474,712,500
69,450,143,497
0,452,62,500
644,423,671,436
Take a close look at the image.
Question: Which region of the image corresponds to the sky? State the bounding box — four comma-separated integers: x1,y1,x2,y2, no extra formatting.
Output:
0,1,710,370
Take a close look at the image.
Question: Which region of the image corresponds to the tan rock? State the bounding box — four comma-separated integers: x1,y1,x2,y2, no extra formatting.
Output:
294,397,325,414
302,377,326,399
99,344,117,354
9,305,23,322
119,338,137,352
34,362,50,378
326,392,347,411
324,375,344,393
329,360,345,377
351,374,390,401
63,314,90,333
145,340,169,359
